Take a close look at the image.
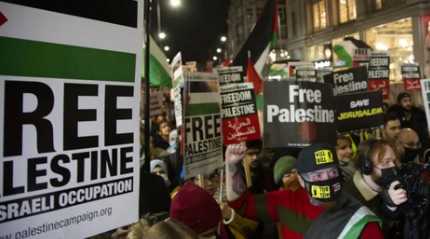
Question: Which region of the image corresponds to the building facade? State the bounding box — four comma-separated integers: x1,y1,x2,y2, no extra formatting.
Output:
226,0,288,59
285,0,430,81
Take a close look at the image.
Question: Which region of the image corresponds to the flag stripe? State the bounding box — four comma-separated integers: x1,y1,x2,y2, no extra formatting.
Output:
186,103,220,116
149,54,172,87
0,36,135,82
2,0,137,28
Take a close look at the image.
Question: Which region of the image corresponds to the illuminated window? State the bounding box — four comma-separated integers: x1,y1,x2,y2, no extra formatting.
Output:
312,0,327,31
375,0,383,10
339,0,356,23
365,18,414,81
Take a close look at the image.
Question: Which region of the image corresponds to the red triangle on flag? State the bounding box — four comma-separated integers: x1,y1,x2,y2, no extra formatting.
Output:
246,57,263,94
0,11,7,26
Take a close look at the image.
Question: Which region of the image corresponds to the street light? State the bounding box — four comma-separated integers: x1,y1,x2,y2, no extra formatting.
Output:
158,32,166,40
212,56,218,61
164,46,170,52
216,48,222,53
220,36,227,42
170,0,182,8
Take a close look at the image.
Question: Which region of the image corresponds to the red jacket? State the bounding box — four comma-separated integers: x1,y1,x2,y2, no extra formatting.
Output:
229,188,383,239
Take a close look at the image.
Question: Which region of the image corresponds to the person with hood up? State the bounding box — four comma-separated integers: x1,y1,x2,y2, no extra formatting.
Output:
147,182,222,239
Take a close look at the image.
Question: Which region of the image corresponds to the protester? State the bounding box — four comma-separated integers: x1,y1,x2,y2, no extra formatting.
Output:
139,166,171,218
148,182,222,238
153,120,171,150
344,140,407,237
388,92,429,145
382,112,401,143
396,128,422,163
145,218,198,239
167,129,178,154
150,159,171,188
272,155,300,238
273,155,300,191
336,135,356,182
225,143,383,239
241,140,262,189
221,203,259,239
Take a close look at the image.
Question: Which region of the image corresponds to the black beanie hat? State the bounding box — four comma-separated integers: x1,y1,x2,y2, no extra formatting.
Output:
397,92,411,103
296,143,339,174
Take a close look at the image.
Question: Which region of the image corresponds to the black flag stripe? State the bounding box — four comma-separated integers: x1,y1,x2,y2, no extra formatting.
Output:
3,0,137,28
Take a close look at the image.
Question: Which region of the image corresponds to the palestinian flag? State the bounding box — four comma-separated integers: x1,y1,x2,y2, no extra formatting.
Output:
143,35,172,88
0,11,7,26
333,37,371,68
246,57,263,94
232,0,278,76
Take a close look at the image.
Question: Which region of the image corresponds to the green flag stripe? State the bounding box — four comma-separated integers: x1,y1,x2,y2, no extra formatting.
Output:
149,54,172,87
0,36,135,82
186,103,220,116
277,206,312,234
255,194,273,224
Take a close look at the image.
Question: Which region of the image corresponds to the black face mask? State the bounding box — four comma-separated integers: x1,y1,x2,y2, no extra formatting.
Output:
402,147,420,163
303,176,342,202
375,167,399,189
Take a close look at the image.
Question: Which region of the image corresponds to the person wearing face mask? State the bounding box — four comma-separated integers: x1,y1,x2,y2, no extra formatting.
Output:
167,129,178,154
336,135,356,182
343,140,407,238
396,128,422,164
150,159,171,188
225,143,383,239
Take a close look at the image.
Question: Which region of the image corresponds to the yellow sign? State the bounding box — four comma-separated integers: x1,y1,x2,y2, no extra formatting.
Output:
314,150,333,165
311,185,331,199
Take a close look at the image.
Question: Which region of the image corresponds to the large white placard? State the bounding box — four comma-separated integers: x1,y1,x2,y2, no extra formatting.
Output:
0,1,143,238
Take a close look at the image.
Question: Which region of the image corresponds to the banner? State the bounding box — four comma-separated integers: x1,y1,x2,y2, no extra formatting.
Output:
421,79,430,129
323,66,368,95
295,65,317,82
184,73,223,178
0,1,142,238
352,48,370,68
220,83,261,145
217,66,244,85
335,91,384,132
264,81,336,147
171,52,184,127
368,52,390,98
402,64,421,90
149,88,164,117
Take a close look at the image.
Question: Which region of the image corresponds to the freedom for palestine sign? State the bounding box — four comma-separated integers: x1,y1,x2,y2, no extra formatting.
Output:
264,81,336,147
0,1,143,238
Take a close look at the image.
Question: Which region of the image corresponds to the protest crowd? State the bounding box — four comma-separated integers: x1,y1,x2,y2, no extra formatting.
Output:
90,55,430,239
3,1,430,239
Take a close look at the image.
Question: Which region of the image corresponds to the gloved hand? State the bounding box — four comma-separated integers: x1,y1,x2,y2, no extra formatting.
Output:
381,180,407,207
225,143,247,166
387,181,408,205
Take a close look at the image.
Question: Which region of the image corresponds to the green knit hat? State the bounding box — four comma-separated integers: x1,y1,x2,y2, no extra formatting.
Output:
273,155,297,184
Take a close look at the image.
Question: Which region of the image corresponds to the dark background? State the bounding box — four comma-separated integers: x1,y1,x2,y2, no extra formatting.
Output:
150,0,230,64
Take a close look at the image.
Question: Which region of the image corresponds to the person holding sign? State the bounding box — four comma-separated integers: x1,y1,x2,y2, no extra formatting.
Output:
225,143,383,239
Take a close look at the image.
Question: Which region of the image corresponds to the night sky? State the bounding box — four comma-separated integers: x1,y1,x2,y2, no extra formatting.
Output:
151,0,230,64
